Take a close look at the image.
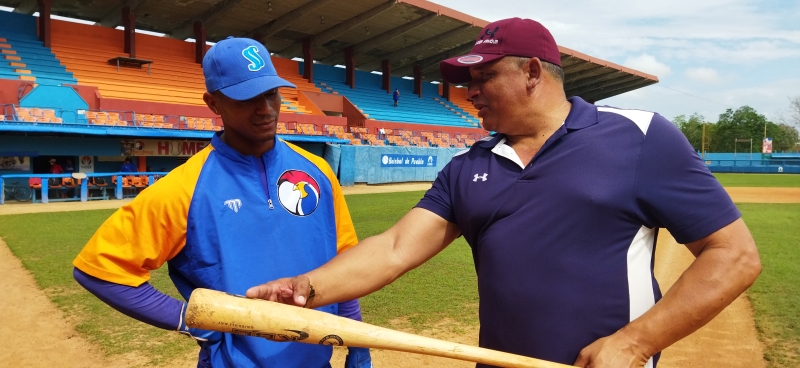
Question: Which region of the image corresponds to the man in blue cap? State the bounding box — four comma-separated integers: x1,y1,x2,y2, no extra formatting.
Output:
72,37,372,368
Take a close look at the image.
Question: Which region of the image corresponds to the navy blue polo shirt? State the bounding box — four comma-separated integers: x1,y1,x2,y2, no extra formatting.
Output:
417,97,740,367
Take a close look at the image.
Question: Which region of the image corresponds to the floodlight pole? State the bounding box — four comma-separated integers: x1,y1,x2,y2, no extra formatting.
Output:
701,123,706,159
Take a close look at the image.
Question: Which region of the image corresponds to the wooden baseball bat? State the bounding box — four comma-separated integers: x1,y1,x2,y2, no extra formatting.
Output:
186,288,572,368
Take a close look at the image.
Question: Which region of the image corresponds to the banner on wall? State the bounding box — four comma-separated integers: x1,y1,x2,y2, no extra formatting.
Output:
380,154,437,168
0,156,30,171
127,139,210,157
79,155,95,173
762,137,773,154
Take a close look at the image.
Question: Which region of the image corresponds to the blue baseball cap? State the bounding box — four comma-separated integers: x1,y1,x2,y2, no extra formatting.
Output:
203,37,295,101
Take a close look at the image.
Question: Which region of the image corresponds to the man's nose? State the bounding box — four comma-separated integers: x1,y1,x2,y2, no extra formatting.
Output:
467,82,480,101
255,94,275,115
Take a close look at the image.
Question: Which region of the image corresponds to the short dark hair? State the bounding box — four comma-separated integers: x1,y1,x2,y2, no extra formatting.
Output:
507,56,564,84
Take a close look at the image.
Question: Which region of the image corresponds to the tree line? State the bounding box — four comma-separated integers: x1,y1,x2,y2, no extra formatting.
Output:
672,97,800,153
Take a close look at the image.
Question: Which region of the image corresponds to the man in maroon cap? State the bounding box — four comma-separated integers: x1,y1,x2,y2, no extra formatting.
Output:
247,18,761,368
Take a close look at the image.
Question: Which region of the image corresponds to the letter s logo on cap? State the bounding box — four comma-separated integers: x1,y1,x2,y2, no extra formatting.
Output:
457,55,484,65
242,46,266,72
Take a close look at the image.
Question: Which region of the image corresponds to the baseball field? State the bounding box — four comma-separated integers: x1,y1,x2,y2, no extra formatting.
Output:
0,174,798,367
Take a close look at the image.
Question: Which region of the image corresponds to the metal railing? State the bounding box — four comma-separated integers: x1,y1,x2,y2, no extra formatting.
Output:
0,172,168,205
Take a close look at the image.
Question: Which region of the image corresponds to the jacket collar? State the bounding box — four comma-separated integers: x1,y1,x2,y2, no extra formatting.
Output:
210,132,281,163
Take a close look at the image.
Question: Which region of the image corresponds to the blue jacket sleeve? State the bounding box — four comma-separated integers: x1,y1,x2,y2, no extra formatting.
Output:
337,299,363,321
337,299,372,368
73,267,220,341
73,267,181,329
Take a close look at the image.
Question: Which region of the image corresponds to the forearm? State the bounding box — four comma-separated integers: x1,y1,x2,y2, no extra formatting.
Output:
620,235,761,357
306,232,418,307
73,267,183,329
306,208,458,308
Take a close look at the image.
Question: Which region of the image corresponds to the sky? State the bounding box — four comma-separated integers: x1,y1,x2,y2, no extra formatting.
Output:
432,0,800,124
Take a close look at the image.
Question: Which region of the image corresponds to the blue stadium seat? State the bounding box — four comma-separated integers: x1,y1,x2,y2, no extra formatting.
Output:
0,11,77,86
310,65,478,128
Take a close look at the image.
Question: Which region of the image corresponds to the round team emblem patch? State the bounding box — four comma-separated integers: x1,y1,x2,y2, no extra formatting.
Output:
456,55,484,64
277,170,321,216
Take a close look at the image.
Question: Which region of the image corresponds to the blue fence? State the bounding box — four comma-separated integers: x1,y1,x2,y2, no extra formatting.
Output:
0,172,167,205
326,145,462,185
699,152,800,173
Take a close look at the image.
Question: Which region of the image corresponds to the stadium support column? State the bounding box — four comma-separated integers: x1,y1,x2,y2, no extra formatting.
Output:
303,38,313,83
442,80,451,101
138,157,146,173
381,60,390,93
413,65,422,97
36,0,51,48
194,21,206,64
345,46,355,89
123,7,137,58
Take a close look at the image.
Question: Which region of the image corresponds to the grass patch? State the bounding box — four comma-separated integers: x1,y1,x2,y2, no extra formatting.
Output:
0,210,196,367
0,191,479,365
714,173,800,187
12,192,796,366
740,203,800,367
346,191,479,328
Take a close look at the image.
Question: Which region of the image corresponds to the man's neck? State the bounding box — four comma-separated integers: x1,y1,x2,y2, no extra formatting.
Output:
506,98,572,146
221,132,275,157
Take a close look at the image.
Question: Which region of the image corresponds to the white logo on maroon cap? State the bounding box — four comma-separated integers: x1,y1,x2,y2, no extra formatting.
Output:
457,55,484,65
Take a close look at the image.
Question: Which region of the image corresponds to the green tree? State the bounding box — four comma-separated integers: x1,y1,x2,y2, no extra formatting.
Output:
789,95,800,130
773,123,799,152
712,106,783,153
672,113,710,152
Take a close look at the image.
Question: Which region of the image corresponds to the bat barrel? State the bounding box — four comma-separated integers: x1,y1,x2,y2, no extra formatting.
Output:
186,288,570,368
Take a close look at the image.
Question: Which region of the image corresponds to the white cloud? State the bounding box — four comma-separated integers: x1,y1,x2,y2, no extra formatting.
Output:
623,54,671,78
685,68,723,84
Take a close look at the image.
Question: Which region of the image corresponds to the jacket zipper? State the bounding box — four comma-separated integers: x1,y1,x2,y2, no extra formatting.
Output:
256,156,274,210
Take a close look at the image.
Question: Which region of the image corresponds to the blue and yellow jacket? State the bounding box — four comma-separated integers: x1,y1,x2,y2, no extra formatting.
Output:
74,132,357,367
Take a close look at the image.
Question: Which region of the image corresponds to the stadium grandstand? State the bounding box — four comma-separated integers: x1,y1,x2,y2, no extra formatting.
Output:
0,0,658,204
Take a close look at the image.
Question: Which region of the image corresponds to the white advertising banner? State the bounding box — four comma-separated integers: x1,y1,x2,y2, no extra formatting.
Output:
79,155,95,173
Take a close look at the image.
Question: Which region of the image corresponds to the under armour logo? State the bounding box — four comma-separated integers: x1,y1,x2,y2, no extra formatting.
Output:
481,27,499,40
473,173,488,182
224,199,242,213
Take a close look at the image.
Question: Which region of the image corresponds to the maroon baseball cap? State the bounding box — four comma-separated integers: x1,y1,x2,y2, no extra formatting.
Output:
440,18,561,84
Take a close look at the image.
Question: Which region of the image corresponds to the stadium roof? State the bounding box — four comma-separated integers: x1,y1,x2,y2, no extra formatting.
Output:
2,0,658,101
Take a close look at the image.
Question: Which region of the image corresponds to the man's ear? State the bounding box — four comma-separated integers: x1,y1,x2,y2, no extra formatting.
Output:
203,92,220,114
526,57,544,90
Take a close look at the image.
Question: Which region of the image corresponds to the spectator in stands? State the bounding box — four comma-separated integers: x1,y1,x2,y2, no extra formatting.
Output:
63,159,75,174
73,36,371,368
393,88,400,107
119,158,136,172
48,158,63,174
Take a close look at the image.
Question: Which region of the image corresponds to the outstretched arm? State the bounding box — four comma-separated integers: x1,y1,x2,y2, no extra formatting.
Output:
574,218,761,367
73,268,220,342
247,207,461,307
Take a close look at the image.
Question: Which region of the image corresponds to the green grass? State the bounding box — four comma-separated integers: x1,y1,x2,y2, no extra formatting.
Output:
0,191,478,365
0,210,196,366
740,204,800,367
714,173,800,187
345,191,478,328
2,193,798,366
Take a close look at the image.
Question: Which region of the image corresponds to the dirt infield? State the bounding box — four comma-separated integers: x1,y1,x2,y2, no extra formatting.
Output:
1,183,789,367
725,187,800,203
0,238,133,368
